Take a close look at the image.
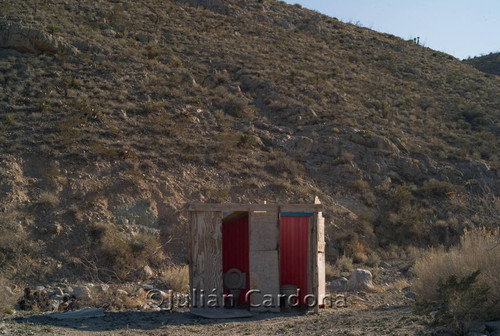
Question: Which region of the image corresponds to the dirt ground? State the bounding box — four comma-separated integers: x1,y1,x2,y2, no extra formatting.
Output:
1,289,432,336
1,260,438,335
1,306,428,336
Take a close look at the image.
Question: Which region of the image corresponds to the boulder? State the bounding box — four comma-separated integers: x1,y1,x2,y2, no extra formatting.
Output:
0,22,79,55
94,284,110,293
116,289,128,296
486,321,500,331
49,287,64,297
138,265,154,280
463,321,486,333
347,268,375,292
367,135,400,155
73,286,91,300
3,286,15,296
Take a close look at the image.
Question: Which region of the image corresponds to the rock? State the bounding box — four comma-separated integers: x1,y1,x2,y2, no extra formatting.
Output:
370,135,400,155
463,322,486,333
347,268,375,292
102,29,116,38
138,265,154,280
48,300,60,311
116,289,128,296
404,292,416,301
486,321,500,331
294,136,314,153
47,287,64,297
73,286,91,300
328,277,348,291
0,22,79,55
141,284,155,290
3,286,15,296
380,261,391,268
94,284,110,293
135,32,154,43
466,332,488,336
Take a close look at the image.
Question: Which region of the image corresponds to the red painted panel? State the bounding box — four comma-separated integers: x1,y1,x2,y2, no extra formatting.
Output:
222,216,249,304
280,216,309,306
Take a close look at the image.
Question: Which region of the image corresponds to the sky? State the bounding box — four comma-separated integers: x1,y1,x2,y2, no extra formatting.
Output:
282,0,500,60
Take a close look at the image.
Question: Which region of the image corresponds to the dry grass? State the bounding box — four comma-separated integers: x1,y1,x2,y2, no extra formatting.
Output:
37,191,59,207
87,285,147,311
325,262,336,280
383,278,410,292
0,276,17,314
159,265,189,293
413,227,500,304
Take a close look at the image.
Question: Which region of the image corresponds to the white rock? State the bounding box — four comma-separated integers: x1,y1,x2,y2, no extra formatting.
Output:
73,286,91,300
347,268,375,292
116,289,129,296
94,284,110,292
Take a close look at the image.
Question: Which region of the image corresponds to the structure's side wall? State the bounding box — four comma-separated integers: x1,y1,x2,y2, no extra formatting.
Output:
190,211,223,306
248,210,280,312
317,212,326,307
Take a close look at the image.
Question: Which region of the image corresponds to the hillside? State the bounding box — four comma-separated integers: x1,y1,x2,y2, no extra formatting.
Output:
0,0,499,283
464,52,500,76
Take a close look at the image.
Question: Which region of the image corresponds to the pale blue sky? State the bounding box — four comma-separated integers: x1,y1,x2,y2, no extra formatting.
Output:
283,0,500,60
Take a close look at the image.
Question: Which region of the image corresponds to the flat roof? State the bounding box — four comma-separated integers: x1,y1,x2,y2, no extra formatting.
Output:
186,203,322,212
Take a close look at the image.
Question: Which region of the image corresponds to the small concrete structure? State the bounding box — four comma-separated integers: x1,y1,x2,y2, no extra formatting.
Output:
186,200,326,312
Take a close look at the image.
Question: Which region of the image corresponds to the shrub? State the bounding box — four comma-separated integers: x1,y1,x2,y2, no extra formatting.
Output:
335,255,353,273
325,262,336,280
160,265,189,292
80,223,165,282
38,191,59,207
365,252,381,268
413,228,500,327
419,178,457,197
432,271,496,331
0,276,16,314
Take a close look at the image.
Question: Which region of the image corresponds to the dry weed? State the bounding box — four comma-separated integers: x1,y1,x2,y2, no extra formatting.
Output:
160,265,189,292
413,227,500,303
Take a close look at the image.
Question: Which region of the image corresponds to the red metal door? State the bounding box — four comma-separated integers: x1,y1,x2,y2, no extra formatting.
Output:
222,214,249,304
280,214,310,306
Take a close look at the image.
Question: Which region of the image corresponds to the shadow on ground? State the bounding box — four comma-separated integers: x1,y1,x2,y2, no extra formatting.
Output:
13,309,306,332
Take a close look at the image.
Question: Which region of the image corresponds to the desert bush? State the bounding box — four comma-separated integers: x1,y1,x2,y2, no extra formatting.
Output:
325,262,336,280
80,223,165,282
0,276,16,314
271,156,305,177
160,265,189,292
432,271,496,331
413,228,500,327
419,178,457,197
0,212,42,277
89,284,147,311
365,252,381,267
335,255,353,273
